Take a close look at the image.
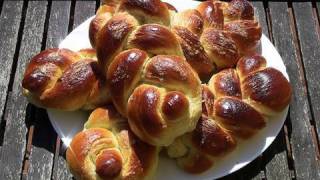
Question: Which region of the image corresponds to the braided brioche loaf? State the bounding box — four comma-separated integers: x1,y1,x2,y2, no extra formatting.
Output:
22,48,109,110
107,49,201,146
91,0,261,80
67,106,159,179
167,55,292,173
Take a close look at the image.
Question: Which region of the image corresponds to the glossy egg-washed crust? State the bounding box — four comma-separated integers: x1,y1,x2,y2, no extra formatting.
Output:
167,54,292,173
66,106,159,180
91,0,262,80
22,48,110,110
21,0,292,177
107,49,202,146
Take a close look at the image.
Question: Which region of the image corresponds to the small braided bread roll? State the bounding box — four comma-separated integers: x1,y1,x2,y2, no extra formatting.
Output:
66,106,159,180
22,48,109,110
167,54,292,173
107,48,202,146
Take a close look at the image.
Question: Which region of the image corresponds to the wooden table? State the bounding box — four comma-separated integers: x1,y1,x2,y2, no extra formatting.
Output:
0,0,319,179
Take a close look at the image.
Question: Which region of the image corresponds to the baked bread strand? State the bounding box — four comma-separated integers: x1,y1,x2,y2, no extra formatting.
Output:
66,106,159,180
167,54,291,173
22,48,109,110
107,49,202,146
93,0,262,80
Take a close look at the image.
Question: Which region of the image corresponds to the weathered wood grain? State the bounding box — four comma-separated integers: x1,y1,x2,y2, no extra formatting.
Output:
0,0,24,150
73,0,96,28
52,139,72,180
28,108,57,180
269,2,320,179
264,129,291,180
252,1,268,36
236,157,264,180
0,1,47,179
46,1,71,49
293,1,320,152
255,2,291,179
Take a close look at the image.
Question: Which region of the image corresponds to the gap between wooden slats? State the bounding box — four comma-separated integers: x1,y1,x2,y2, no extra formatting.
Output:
260,2,293,180
20,1,55,179
0,0,4,16
0,0,28,179
0,0,26,152
291,0,320,164
0,0,48,179
314,2,320,38
268,2,320,180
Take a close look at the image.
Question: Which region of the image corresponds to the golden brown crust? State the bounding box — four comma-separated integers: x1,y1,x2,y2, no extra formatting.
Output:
22,48,109,110
196,1,224,29
95,149,123,178
224,20,262,55
89,5,114,47
128,24,182,56
107,49,148,116
144,55,200,94
162,91,189,121
214,97,266,138
223,0,254,22
163,2,177,12
171,9,204,36
237,54,267,79
208,69,241,99
127,85,164,137
66,106,159,180
173,26,215,80
201,28,239,69
108,50,202,146
96,13,138,72
118,0,170,25
192,115,236,156
242,67,292,113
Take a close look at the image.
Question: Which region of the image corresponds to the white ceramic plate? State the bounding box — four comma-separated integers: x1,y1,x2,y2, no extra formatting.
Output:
48,0,290,179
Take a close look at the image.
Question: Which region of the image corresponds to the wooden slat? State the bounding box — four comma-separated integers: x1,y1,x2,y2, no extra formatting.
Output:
0,1,47,179
46,0,72,49
0,0,24,152
73,0,96,28
252,1,268,36
269,2,320,179
24,1,57,178
293,1,320,153
236,157,264,180
53,1,97,179
263,129,291,180
256,2,292,179
28,108,57,180
52,139,72,180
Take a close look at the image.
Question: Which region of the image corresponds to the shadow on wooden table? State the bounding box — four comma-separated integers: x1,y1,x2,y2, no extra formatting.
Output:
25,104,57,154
